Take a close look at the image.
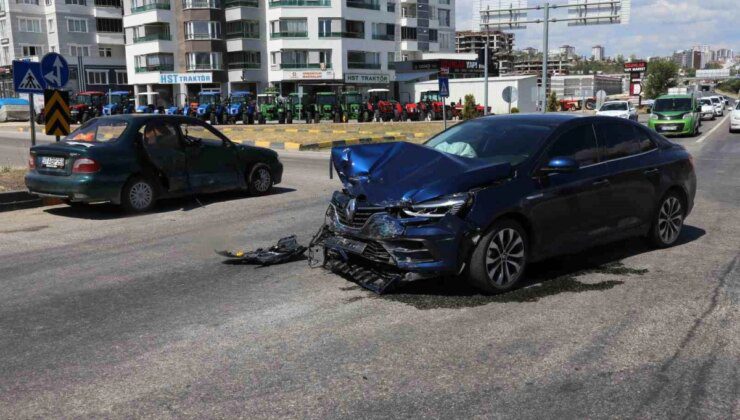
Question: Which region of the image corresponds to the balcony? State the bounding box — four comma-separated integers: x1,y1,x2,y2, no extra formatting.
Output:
185,33,222,40
348,62,381,69
226,31,259,39
131,1,170,12
135,64,174,72
279,62,332,69
269,0,329,6
318,31,363,39
182,0,221,9
187,63,223,71
227,62,261,69
372,34,394,41
346,0,379,10
270,31,308,39
133,33,171,43
225,0,258,6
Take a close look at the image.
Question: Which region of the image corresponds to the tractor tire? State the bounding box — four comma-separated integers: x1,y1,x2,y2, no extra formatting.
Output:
393,109,401,122
210,112,217,125
419,111,427,121
361,111,370,123
333,112,340,123
286,111,293,124
374,110,380,122
401,111,408,122
80,112,89,124
278,113,285,124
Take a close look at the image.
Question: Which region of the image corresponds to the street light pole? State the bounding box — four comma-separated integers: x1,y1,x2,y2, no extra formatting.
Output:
483,7,489,115
541,2,550,113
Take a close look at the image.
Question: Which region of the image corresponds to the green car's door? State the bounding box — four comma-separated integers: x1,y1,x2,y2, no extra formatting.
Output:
141,121,190,193
180,121,241,193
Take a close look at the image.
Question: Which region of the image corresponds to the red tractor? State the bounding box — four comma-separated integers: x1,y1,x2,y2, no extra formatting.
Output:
362,88,403,122
559,97,596,111
70,91,105,124
404,90,451,121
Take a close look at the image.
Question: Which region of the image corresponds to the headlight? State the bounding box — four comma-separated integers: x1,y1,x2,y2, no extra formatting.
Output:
620,113,629,118
649,113,657,120
681,112,693,119
402,193,473,218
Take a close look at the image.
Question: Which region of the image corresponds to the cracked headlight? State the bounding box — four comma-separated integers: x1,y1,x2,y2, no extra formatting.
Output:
402,193,473,218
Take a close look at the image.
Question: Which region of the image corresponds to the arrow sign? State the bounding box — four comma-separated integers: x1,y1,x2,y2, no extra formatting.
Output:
44,89,71,137
41,53,69,89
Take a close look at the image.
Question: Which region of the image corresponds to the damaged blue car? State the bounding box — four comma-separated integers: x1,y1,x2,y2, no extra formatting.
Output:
318,114,696,293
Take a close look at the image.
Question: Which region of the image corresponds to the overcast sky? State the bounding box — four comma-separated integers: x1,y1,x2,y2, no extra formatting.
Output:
456,0,740,58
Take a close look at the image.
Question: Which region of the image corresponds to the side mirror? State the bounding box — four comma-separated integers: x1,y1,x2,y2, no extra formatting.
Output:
696,106,702,112
541,157,579,174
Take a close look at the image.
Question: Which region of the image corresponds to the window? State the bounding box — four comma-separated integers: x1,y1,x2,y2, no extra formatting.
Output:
225,20,259,39
67,18,88,33
270,19,307,37
595,122,644,161
66,0,87,4
429,29,437,42
45,0,53,5
22,45,42,57
70,45,90,56
143,122,180,150
86,70,108,85
401,26,416,40
226,51,260,69
371,22,394,40
94,0,122,6
181,123,222,147
66,120,128,143
184,21,221,40
47,19,55,33
96,18,123,33
16,0,39,4
99,46,112,57
186,52,222,70
438,9,450,26
318,18,332,37
633,126,656,153
386,1,394,12
115,71,127,84
18,18,42,33
544,124,599,166
0,21,7,38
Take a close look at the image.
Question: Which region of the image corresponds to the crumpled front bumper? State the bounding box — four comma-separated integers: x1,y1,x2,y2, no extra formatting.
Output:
320,191,478,278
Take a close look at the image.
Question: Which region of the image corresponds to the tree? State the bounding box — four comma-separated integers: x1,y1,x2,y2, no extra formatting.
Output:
705,62,722,70
547,91,559,112
643,60,679,99
462,94,477,120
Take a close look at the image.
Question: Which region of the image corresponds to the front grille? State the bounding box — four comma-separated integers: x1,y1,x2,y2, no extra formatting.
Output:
335,205,384,229
363,241,392,263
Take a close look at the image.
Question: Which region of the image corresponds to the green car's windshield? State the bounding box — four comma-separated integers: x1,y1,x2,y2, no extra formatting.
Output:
317,95,337,105
425,118,554,165
64,120,128,143
654,98,692,112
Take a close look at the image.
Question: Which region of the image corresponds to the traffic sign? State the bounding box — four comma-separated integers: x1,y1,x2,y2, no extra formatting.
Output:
41,53,69,89
438,77,449,98
502,86,518,103
13,60,45,94
596,90,607,108
44,89,71,137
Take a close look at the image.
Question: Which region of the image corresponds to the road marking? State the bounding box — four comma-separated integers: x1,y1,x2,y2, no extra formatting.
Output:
696,114,730,143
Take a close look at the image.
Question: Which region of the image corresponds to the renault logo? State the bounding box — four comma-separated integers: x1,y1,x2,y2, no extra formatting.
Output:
345,198,357,222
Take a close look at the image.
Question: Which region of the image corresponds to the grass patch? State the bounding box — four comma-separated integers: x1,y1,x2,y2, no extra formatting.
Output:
0,167,27,192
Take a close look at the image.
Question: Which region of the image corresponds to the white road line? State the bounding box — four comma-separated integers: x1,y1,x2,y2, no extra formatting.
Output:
696,113,730,143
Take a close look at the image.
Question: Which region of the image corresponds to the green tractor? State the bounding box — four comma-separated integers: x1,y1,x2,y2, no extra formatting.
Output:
313,92,343,123
255,91,293,124
287,93,307,122
340,91,363,122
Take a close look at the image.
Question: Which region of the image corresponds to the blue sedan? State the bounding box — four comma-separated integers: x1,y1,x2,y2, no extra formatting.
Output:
322,114,696,293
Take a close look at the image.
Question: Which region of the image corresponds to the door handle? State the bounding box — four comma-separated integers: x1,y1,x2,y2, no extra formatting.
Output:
643,168,660,176
592,179,610,187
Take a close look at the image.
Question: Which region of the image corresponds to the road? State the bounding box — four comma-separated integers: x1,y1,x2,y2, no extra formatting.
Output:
0,116,738,418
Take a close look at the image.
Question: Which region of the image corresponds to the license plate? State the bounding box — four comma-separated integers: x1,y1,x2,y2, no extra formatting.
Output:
325,236,367,255
40,156,65,168
660,125,678,131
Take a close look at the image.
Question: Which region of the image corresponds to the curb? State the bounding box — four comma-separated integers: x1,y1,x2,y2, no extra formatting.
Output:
238,136,407,151
0,190,43,213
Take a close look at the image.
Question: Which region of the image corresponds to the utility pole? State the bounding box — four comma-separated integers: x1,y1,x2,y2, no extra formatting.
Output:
541,2,549,112
483,6,490,115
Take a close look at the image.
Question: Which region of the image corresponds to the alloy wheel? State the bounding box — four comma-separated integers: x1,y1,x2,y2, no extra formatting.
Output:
129,181,153,210
253,168,271,193
658,197,683,245
485,228,526,286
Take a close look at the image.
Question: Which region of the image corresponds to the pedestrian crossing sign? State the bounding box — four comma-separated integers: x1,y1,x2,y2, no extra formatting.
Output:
12,60,46,94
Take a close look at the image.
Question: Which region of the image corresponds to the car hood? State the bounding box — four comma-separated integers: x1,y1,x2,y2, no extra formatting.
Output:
654,110,690,117
597,110,629,116
331,142,512,206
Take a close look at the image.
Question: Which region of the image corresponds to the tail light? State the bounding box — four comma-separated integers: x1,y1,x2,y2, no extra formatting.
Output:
72,158,101,173
28,154,36,169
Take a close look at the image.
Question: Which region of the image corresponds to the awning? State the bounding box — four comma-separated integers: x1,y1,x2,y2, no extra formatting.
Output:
394,71,436,83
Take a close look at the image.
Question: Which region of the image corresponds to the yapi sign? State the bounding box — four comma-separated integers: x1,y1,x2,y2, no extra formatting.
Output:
159,73,213,84
624,61,647,73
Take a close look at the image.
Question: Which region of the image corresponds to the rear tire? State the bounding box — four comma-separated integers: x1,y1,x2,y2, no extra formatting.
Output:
467,219,528,294
648,191,685,248
121,176,157,213
247,164,273,196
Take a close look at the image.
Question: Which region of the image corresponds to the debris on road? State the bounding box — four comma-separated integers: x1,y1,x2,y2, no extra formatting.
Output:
217,235,306,265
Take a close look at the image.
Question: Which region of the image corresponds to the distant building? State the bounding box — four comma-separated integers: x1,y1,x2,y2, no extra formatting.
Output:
716,48,735,62
559,45,576,59
455,30,514,74
550,74,624,99
591,45,605,61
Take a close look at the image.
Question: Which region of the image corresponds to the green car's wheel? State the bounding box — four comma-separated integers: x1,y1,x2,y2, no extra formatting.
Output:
122,176,157,213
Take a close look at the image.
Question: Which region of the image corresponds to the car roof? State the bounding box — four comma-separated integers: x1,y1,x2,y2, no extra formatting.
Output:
110,91,130,95
657,94,693,99
91,114,205,126
477,113,582,125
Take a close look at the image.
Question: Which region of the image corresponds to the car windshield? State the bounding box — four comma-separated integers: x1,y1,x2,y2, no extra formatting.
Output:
424,118,555,165
76,95,92,105
700,99,711,105
654,98,692,112
710,97,719,104
317,95,337,105
601,102,628,111
343,94,362,104
369,91,388,101
64,119,128,143
422,92,440,101
109,95,125,105
736,102,740,110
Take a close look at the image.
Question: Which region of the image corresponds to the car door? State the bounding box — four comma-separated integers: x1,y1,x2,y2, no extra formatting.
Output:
595,121,660,233
140,121,190,194
529,122,613,255
180,121,240,193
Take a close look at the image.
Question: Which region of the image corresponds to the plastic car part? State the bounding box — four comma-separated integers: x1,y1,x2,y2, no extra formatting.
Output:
217,235,306,266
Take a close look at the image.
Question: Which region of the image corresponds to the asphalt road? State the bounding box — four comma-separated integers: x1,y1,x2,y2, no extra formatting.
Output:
0,116,738,418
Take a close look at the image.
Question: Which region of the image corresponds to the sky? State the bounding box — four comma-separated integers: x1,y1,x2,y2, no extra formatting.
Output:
455,0,740,58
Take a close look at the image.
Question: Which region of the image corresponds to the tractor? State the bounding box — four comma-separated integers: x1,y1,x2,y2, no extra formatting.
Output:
287,93,308,122
255,91,292,124
70,91,105,123
309,92,342,123
226,91,256,124
405,90,450,121
365,88,402,122
135,91,163,114
102,91,134,116
195,91,227,124
340,91,363,122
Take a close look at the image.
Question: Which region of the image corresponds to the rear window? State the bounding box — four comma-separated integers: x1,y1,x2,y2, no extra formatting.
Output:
65,119,128,143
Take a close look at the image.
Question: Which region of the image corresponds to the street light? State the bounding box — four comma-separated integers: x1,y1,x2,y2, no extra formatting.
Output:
480,0,631,113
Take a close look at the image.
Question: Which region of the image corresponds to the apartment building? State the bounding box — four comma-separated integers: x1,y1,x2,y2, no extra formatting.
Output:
454,30,514,75
0,0,127,97
122,0,455,107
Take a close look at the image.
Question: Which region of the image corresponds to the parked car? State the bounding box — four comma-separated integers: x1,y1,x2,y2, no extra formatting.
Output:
731,101,740,133
648,94,701,136
25,115,283,212
708,96,724,117
596,101,638,120
322,114,696,293
699,98,716,120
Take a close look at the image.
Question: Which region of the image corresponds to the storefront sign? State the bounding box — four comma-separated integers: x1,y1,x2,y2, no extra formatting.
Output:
623,61,647,73
344,73,390,84
159,73,213,84
282,70,335,80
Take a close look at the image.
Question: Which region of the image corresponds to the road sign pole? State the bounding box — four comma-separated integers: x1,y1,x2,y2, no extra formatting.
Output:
29,93,36,146
443,97,447,130
483,22,489,116
541,2,550,113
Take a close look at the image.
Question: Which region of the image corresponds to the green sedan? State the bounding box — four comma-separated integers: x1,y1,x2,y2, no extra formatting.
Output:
25,115,283,212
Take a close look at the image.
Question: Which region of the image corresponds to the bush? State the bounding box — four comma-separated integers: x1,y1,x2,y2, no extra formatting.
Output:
462,94,477,120
547,91,559,112
510,107,519,114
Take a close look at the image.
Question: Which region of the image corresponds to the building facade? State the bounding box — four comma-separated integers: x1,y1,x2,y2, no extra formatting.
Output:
591,45,604,61
454,29,513,74
0,0,127,97
123,0,456,107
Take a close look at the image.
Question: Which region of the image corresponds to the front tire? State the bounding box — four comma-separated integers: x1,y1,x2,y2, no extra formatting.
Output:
122,176,157,213
467,219,528,293
648,192,685,248
247,164,273,196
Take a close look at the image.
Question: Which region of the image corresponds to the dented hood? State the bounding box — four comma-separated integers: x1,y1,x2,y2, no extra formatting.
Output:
331,142,512,205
